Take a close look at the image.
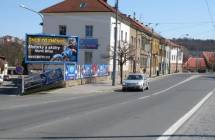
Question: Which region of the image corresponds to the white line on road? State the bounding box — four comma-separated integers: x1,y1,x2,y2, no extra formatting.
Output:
157,88,215,140
138,75,199,100
138,95,150,100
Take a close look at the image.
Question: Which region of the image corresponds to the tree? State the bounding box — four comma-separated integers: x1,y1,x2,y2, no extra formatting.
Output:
0,41,24,66
0,59,5,73
209,53,215,71
102,41,135,84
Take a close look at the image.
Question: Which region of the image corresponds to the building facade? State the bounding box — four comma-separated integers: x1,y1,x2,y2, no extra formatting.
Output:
40,0,184,77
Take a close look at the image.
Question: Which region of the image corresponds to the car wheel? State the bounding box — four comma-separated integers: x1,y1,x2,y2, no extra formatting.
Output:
146,83,149,90
122,88,126,92
141,85,144,92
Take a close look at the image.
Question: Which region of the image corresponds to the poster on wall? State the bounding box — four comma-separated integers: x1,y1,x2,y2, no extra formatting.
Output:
81,64,92,78
40,68,64,85
25,34,79,64
65,64,78,80
98,64,109,76
92,64,98,77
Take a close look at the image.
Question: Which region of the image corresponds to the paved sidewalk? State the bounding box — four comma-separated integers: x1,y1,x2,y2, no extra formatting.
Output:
45,80,122,95
40,73,178,96
170,89,215,140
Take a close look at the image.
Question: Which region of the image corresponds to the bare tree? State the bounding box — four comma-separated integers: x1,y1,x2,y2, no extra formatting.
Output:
102,41,135,84
209,53,215,71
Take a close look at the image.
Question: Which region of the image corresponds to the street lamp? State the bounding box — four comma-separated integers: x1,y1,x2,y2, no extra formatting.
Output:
112,0,119,86
19,4,44,26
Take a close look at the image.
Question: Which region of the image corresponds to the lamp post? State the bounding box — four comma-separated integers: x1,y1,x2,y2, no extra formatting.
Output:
19,4,44,26
149,29,154,77
20,4,45,72
176,34,189,73
112,0,119,86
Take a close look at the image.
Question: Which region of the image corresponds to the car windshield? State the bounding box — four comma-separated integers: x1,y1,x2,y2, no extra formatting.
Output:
127,75,143,80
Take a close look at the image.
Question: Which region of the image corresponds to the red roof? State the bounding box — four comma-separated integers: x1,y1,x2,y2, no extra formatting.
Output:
184,57,207,69
202,51,215,63
40,0,115,13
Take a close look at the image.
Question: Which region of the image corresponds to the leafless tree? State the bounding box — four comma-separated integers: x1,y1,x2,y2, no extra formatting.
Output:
102,41,136,84
209,53,215,71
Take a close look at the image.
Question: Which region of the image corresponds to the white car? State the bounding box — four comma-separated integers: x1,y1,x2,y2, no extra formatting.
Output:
0,74,3,86
122,73,149,91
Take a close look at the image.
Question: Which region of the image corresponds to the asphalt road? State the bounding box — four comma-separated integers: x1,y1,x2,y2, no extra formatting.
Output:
0,73,214,140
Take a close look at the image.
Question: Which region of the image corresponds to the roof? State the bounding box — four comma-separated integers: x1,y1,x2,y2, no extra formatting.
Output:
202,51,215,62
40,0,115,13
183,57,207,69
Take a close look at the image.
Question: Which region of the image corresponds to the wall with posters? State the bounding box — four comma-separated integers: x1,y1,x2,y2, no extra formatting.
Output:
64,64,109,81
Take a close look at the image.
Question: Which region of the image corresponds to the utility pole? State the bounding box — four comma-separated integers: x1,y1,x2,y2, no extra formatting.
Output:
149,29,154,77
176,46,179,73
112,0,119,86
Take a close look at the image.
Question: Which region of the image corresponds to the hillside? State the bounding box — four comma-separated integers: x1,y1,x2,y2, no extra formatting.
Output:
172,38,215,57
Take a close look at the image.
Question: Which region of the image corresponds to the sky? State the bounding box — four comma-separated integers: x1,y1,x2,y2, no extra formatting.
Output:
1,0,215,40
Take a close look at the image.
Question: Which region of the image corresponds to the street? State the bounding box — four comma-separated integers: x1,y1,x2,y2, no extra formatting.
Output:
0,73,214,140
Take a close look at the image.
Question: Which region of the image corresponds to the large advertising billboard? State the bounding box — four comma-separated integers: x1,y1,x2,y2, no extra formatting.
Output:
25,34,79,64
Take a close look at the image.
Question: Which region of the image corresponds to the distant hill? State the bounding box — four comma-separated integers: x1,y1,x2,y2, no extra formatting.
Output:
172,38,215,57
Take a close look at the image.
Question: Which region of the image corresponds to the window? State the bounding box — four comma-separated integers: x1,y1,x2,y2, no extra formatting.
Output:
131,36,134,45
85,25,93,37
121,31,123,41
59,25,67,35
138,39,141,46
80,2,87,8
85,52,93,64
125,32,127,42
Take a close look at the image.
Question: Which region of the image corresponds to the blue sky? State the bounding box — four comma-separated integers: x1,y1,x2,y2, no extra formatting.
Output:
1,0,215,40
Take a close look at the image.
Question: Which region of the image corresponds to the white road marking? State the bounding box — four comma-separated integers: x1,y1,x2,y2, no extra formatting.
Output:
138,75,199,100
157,88,215,140
138,95,150,100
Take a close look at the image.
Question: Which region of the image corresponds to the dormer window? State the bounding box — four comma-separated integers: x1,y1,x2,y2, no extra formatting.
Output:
80,2,87,8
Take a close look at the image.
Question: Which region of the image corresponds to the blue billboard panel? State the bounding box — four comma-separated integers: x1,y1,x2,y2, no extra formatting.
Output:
80,38,98,49
40,68,64,85
65,64,78,80
26,34,79,64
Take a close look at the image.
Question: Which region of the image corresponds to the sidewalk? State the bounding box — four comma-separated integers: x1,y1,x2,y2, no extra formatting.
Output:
43,80,122,95
40,73,177,96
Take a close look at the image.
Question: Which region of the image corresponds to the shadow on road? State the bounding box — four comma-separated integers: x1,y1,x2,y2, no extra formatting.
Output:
0,87,19,96
1,134,215,139
0,79,20,96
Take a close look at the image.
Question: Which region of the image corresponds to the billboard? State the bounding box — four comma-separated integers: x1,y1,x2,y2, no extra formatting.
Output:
25,34,79,64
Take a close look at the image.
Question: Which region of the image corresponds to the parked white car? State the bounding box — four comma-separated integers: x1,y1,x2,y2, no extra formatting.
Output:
122,73,149,91
0,74,3,86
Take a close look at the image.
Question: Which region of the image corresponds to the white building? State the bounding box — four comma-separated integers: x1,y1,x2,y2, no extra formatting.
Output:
170,47,183,73
41,0,130,72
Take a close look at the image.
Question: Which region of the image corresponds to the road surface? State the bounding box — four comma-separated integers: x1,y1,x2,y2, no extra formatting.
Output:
0,73,214,140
